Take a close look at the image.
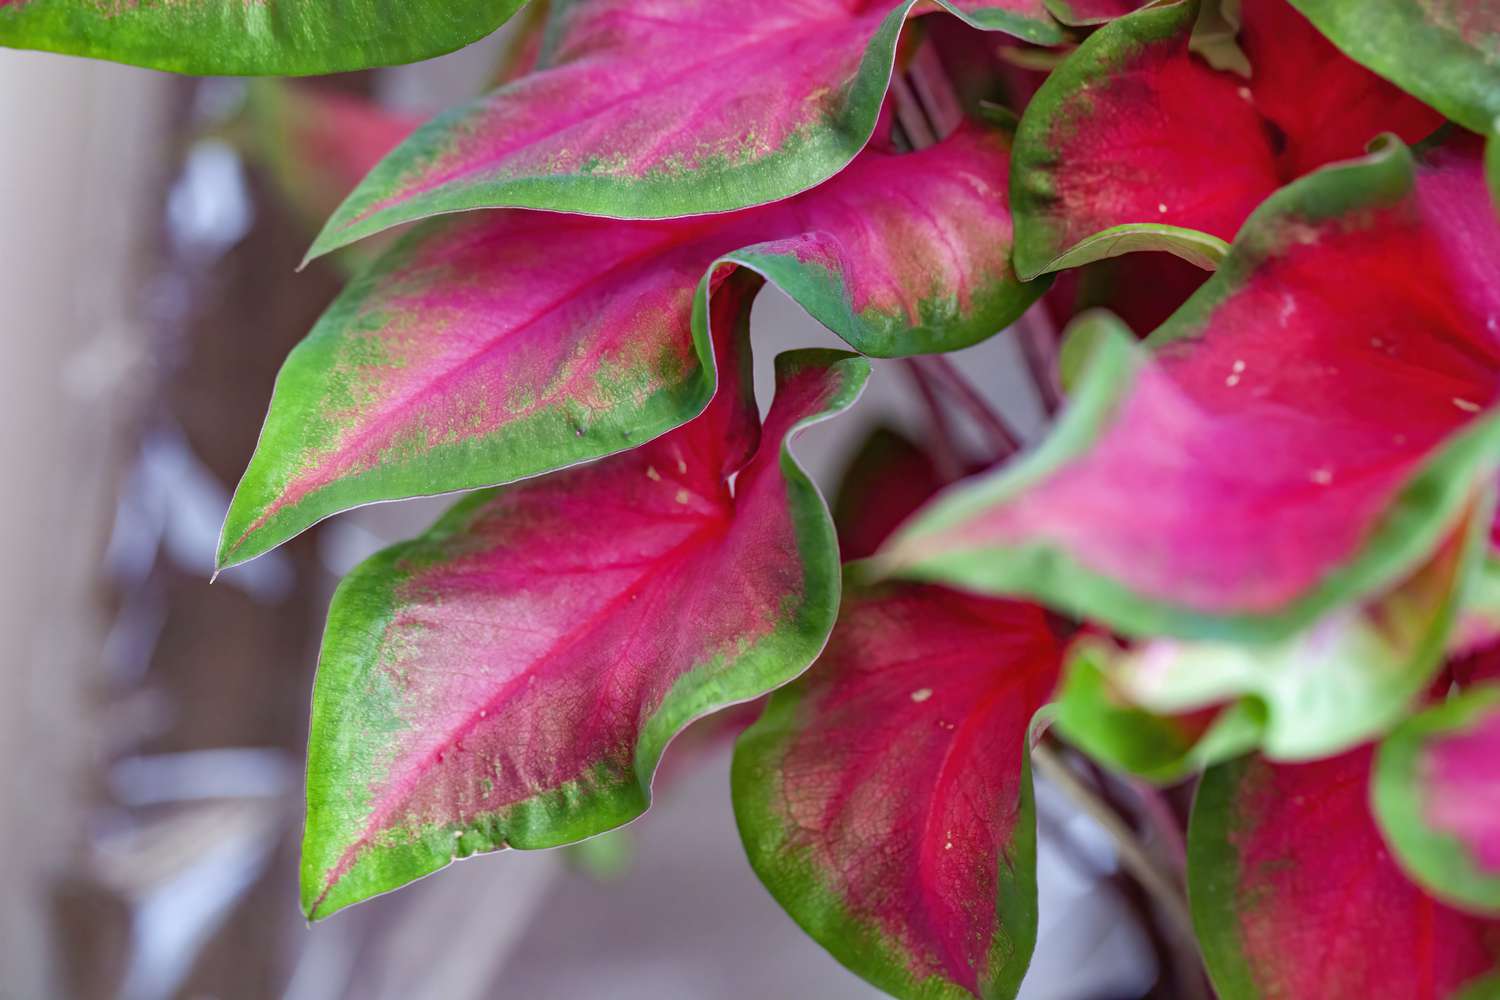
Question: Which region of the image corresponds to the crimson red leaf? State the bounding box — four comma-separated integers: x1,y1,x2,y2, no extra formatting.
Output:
1191,749,1500,998
1289,0,1500,135
1043,251,1210,335
884,138,1500,641
1235,0,1445,177
833,426,946,561
733,581,1060,999
301,345,867,919
307,0,1062,257
220,126,1037,570
1010,0,1442,278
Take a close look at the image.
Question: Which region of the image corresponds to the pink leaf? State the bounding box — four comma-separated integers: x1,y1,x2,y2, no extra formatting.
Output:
306,0,1063,257
885,138,1500,639
221,126,1036,569
301,341,868,919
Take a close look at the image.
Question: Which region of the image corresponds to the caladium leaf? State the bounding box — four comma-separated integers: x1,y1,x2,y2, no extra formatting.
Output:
0,0,527,75
1054,510,1487,766
301,347,868,920
219,126,1038,570
1010,0,1443,278
1289,0,1500,135
1375,683,1500,915
305,0,1063,258
733,581,1060,1000
882,138,1500,641
1191,749,1500,999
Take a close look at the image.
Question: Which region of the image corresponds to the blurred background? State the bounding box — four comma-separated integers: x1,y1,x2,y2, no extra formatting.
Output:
0,18,1161,1000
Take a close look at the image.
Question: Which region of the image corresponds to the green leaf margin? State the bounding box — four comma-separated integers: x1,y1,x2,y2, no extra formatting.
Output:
300,348,870,920
877,139,1500,643
1289,0,1500,135
1009,0,1227,279
731,622,1041,1000
306,0,1063,258
1186,754,1272,1000
1374,683,1500,915
219,167,1044,571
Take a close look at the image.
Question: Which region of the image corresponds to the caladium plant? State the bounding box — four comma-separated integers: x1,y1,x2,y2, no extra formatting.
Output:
11,0,1500,995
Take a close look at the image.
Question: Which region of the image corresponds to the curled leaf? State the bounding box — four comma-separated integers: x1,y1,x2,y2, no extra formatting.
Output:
1010,0,1442,278
1056,509,1487,766
220,126,1039,569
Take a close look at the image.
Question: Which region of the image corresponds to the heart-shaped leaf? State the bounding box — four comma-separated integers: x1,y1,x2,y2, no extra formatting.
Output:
733,580,1059,999
1375,683,1500,915
1289,0,1500,135
306,0,1062,257
0,0,527,75
1010,0,1442,278
882,138,1500,642
219,125,1038,570
1191,749,1500,998
301,345,867,919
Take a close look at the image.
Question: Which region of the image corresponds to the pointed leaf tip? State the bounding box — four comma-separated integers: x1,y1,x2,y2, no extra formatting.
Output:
307,0,1062,257
301,347,865,919
222,125,1037,568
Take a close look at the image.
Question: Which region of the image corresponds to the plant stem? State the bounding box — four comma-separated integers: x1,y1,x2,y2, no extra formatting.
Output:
1031,741,1194,942
917,355,1022,459
1015,303,1062,417
1129,777,1188,876
900,359,963,481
